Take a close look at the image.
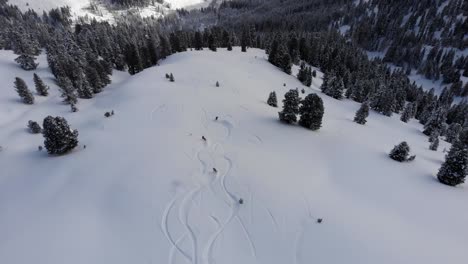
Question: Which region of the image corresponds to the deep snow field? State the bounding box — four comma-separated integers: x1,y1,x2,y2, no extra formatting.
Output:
0,48,467,264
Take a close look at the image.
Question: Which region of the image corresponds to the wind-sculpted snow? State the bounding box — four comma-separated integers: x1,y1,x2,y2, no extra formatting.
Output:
0,48,467,264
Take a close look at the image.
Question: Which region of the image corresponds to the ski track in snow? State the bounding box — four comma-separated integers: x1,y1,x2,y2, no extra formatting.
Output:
161,107,265,264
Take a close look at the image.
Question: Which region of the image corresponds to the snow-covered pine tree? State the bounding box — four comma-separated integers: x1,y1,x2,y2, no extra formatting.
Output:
324,74,345,100
423,108,446,136
400,103,414,123
429,130,440,143
42,116,79,155
33,73,49,96
15,54,39,71
437,130,468,186
279,89,300,123
389,141,411,162
28,120,42,134
430,136,439,151
57,76,78,105
371,84,394,116
297,63,307,83
194,31,203,51
267,91,278,107
299,93,324,130
14,77,34,104
354,102,370,125
445,123,462,143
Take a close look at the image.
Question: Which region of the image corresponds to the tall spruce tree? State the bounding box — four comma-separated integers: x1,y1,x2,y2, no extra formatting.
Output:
430,136,439,151
437,130,468,186
354,102,370,125
14,77,34,104
279,89,300,123
446,123,462,143
33,73,49,96
324,74,345,100
423,108,446,136
42,116,79,155
299,93,324,130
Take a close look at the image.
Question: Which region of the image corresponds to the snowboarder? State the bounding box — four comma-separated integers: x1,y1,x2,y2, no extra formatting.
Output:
238,198,244,204
213,168,217,173
317,218,323,223
202,136,207,141
215,116,218,121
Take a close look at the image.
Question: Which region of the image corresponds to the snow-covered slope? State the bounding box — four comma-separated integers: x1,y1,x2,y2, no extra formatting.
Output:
9,0,209,20
0,48,467,264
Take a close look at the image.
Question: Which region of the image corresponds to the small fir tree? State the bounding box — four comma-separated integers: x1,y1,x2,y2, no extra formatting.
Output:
14,77,34,104
28,120,42,134
400,103,414,123
169,73,175,82
278,89,300,123
354,102,370,125
430,137,439,151
33,73,49,96
389,141,412,162
267,91,278,107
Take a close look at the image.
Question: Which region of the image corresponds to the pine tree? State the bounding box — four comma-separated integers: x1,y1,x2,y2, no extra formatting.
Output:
208,34,217,52
371,84,394,116
354,102,370,125
299,93,324,130
430,136,439,151
216,81,220,87
305,67,312,87
400,103,414,123
297,63,307,83
279,89,300,123
267,91,278,107
57,76,78,105
324,75,345,100
33,73,49,96
389,141,412,162
15,54,38,71
14,77,34,104
423,108,446,136
437,130,468,186
194,31,203,51
42,116,79,155
169,73,175,82
446,123,462,143
28,120,42,134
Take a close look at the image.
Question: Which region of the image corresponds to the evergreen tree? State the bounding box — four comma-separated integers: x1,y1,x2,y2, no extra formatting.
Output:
324,74,344,100
305,67,312,87
299,93,324,130
15,54,38,71
371,84,394,116
14,77,34,104
267,91,278,107
208,34,217,52
437,130,468,186
297,63,307,83
28,120,42,134
389,141,412,162
57,76,78,105
42,116,79,155
446,123,462,143
33,73,49,96
354,102,370,125
194,31,203,50
169,73,175,82
430,136,439,151
125,43,143,75
279,89,300,123
216,81,220,87
423,108,446,136
400,103,414,123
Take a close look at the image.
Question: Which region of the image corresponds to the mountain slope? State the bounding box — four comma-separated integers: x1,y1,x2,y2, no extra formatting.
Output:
0,48,467,264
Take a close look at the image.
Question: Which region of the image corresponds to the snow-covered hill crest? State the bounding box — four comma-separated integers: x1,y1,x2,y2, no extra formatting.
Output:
0,48,467,264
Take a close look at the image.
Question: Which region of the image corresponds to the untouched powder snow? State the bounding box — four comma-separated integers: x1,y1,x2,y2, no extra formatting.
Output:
0,48,467,264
